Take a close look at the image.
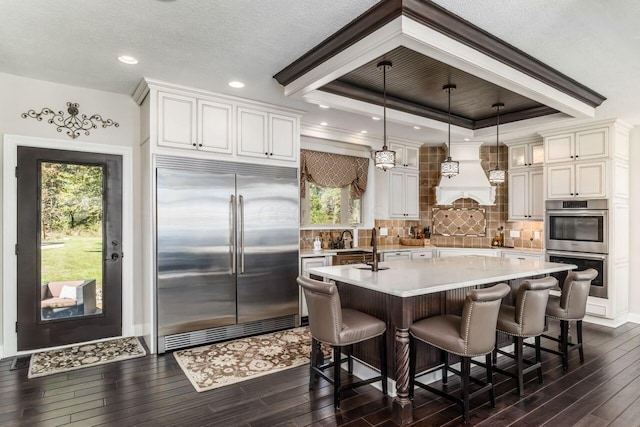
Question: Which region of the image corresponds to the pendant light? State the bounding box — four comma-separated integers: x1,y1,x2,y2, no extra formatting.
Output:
440,84,459,178
374,61,396,171
488,102,506,184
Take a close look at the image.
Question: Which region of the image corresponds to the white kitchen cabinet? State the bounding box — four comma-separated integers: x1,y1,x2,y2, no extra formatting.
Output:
509,141,544,169
501,251,543,261
436,248,500,258
389,141,419,169
237,108,297,163
300,257,331,318
508,168,543,220
546,161,606,199
389,170,419,219
411,250,433,260
382,251,411,261
544,127,608,164
158,92,234,153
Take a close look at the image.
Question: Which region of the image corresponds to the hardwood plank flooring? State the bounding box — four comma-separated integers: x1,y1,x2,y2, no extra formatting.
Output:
2,321,640,426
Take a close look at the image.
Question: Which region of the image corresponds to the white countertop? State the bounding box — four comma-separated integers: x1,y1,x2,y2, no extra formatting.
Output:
300,245,543,258
306,255,574,298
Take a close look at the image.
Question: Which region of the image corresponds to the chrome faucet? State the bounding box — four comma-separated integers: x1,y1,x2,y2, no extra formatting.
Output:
369,227,379,272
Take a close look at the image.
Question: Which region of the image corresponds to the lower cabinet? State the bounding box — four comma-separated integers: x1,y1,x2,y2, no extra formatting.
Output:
382,251,412,261
436,248,500,258
501,251,543,261
411,250,434,260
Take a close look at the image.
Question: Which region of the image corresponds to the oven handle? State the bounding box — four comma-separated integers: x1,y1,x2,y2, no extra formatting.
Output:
546,250,606,260
546,210,608,216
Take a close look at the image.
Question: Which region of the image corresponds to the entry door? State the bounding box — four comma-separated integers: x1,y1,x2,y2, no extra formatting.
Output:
16,147,123,351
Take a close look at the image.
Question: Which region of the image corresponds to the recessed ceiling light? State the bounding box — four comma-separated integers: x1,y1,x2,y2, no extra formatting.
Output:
413,126,421,130
320,122,328,126
372,116,381,121
228,81,245,88
464,138,470,141
319,104,330,109
360,130,368,134
117,55,138,65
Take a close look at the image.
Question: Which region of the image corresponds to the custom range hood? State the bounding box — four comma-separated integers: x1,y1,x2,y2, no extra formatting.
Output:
435,141,495,206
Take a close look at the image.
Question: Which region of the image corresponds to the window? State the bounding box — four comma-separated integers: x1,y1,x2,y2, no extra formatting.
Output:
302,183,362,225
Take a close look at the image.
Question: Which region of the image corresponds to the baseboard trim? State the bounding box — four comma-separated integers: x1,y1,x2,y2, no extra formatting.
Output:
626,313,640,324
583,313,628,328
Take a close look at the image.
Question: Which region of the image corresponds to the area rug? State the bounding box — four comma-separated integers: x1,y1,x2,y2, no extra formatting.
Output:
28,336,146,378
174,327,323,392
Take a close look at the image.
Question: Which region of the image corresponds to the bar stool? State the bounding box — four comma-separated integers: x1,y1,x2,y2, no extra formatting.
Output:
492,276,558,396
409,283,510,422
539,269,598,370
297,276,388,410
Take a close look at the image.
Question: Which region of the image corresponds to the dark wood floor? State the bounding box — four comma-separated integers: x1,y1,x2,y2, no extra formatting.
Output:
2,321,640,426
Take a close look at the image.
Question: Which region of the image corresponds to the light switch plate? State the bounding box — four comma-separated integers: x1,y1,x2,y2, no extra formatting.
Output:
534,231,541,240
379,227,388,236
510,230,520,238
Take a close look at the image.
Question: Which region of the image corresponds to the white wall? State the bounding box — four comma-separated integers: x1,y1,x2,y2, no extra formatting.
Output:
0,72,141,355
628,126,640,318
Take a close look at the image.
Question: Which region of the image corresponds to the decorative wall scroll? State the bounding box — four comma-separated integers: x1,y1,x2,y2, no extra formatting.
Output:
22,102,119,139
432,207,487,236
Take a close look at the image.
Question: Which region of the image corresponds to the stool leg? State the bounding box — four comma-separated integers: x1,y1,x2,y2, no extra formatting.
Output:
485,353,495,408
333,346,341,409
514,336,524,396
409,335,417,399
461,357,470,422
560,320,569,370
347,344,354,375
535,335,543,384
577,320,584,363
380,332,388,396
441,349,448,384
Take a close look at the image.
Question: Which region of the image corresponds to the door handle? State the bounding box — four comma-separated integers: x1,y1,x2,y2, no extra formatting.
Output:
239,194,245,274
105,253,121,262
230,195,236,274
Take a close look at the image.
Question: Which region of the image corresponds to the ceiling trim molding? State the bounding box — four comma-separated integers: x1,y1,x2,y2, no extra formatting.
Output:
274,0,605,109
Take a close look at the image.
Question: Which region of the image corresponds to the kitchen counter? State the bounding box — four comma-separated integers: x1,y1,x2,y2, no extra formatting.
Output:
306,255,571,298
300,245,543,258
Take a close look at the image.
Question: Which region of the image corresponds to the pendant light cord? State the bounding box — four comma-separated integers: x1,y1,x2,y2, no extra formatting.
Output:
492,102,504,169
383,64,387,150
447,87,451,157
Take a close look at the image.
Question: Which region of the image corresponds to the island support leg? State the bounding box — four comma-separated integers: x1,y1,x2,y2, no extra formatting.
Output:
392,327,413,425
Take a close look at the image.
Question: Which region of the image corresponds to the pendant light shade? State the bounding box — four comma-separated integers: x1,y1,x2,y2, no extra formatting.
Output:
441,84,459,178
489,102,505,184
374,61,396,171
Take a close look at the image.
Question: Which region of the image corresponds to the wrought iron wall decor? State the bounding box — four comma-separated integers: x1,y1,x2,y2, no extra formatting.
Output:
21,102,119,139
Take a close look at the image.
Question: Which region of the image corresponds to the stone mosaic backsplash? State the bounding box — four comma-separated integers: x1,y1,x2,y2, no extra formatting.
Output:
432,208,486,237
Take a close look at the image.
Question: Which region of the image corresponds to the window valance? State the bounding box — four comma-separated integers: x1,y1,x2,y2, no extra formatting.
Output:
300,149,369,199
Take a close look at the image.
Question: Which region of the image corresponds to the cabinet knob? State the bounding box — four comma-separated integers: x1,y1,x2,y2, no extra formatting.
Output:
570,193,574,196
576,193,579,196
192,143,197,147
265,152,268,156
575,155,579,158
270,152,273,156
570,155,574,158
198,143,203,147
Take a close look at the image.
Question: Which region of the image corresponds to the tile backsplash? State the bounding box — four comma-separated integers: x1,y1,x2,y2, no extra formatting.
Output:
432,208,487,237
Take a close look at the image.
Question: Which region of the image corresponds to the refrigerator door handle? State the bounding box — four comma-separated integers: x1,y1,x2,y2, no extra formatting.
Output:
239,194,245,274
230,194,236,274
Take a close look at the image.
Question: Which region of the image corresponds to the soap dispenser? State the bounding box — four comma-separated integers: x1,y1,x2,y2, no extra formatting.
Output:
313,236,322,251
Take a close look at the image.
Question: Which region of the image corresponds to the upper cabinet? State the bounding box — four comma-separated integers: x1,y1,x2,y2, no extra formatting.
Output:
140,80,302,166
544,127,608,164
509,140,543,169
509,169,544,220
389,170,419,219
389,141,420,169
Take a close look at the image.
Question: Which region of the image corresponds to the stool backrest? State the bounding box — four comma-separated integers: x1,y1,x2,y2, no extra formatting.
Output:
560,269,598,319
461,283,511,355
297,276,342,345
515,276,558,335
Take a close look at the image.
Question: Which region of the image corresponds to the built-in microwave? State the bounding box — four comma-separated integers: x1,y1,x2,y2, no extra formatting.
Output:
546,251,607,298
545,199,608,254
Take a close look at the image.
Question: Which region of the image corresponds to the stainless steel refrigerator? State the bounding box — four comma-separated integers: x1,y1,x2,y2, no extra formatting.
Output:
156,158,299,353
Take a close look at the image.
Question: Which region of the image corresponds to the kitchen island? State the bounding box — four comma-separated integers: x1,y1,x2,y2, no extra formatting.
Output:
307,255,575,425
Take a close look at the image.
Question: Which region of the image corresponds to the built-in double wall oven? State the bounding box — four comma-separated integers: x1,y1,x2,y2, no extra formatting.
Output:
545,199,608,298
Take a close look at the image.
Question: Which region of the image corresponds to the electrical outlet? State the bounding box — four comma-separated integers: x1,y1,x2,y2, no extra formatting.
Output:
510,230,520,238
379,227,388,236
534,231,541,240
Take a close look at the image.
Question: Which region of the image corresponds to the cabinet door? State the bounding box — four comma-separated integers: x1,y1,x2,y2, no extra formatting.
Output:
509,145,527,169
502,252,542,261
389,171,406,217
158,92,196,149
576,161,606,198
545,133,574,163
269,114,297,162
404,172,419,218
576,128,608,160
529,169,544,220
389,142,405,167
411,250,433,260
237,108,268,159
546,164,575,199
508,171,528,220
383,252,411,261
404,145,419,169
530,142,544,167
197,100,233,154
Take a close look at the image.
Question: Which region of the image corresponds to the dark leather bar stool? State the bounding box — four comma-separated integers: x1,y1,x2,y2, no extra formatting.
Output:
493,276,558,396
409,283,510,422
297,276,388,410
538,269,598,370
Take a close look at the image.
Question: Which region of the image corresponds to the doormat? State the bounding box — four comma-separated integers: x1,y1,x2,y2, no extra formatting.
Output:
10,356,30,370
174,327,326,392
28,336,146,378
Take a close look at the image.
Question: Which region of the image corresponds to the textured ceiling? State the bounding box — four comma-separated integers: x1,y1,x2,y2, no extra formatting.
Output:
1,0,639,143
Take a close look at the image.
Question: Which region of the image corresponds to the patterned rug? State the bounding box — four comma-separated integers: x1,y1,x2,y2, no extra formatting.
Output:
28,336,146,378
174,327,322,392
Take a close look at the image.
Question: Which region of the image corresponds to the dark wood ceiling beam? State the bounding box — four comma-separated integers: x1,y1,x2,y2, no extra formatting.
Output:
473,106,560,129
